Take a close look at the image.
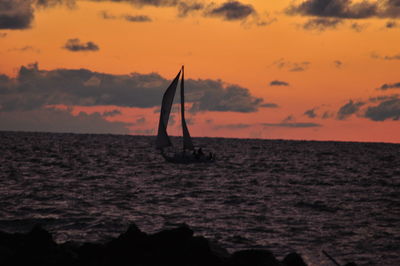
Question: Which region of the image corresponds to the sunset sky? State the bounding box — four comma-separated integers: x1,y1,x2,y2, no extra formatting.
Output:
1,0,400,143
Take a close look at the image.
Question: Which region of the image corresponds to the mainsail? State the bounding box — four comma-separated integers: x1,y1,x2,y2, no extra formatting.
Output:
156,70,181,149
180,66,194,151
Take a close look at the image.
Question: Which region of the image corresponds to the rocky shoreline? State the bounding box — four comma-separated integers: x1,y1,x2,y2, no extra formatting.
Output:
0,224,356,266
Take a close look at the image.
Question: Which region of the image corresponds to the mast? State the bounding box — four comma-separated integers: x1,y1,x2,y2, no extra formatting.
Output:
180,65,194,151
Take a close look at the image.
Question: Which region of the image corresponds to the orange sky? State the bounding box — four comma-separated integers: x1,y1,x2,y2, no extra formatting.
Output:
1,0,400,143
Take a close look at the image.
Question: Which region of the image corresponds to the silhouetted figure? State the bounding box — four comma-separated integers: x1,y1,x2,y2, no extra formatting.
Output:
197,148,204,156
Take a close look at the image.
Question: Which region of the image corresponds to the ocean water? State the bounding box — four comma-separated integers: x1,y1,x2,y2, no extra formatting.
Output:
0,131,399,266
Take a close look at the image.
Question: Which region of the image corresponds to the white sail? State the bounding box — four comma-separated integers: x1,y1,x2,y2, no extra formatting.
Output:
180,66,194,151
156,70,181,149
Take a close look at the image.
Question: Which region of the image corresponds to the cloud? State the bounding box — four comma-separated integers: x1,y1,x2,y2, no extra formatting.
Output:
304,108,317,118
0,63,265,113
376,82,400,90
0,107,131,134
350,22,368,32
177,1,204,17
386,20,400,28
262,122,321,128
35,0,76,9
8,45,41,53
63,38,100,52
333,60,343,68
286,0,400,19
302,18,343,31
272,58,311,72
364,98,400,121
101,11,152,22
0,32,7,38
103,109,121,117
371,52,400,60
205,1,256,21
261,103,279,108
123,14,152,22
213,123,252,130
188,82,264,113
269,80,289,86
286,0,377,19
0,0,34,30
337,99,365,120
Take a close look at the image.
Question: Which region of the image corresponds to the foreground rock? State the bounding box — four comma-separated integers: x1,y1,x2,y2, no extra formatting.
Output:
0,224,339,266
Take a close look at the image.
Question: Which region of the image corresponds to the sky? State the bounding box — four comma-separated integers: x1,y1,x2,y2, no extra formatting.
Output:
1,0,400,143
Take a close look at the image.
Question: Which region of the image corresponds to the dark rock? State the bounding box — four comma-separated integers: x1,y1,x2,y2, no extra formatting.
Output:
226,249,280,266
283,252,307,266
344,263,357,266
26,224,56,248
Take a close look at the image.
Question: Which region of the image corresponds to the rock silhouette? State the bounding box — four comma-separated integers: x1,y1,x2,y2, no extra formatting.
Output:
0,224,356,266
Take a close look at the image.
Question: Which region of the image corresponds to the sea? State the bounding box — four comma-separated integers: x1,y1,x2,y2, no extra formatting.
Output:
0,131,399,266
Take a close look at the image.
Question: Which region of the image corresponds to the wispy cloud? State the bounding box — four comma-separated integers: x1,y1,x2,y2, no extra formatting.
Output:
269,80,289,86
100,11,152,22
272,58,311,72
302,18,343,31
63,38,100,52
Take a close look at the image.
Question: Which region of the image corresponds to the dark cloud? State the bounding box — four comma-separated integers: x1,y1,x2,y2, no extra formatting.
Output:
337,100,365,120
0,0,34,30
123,15,152,22
63,38,100,52
302,18,342,31
100,11,152,22
0,32,7,38
369,94,400,102
376,82,400,90
322,111,333,119
213,123,251,130
304,108,317,118
286,0,400,19
0,107,131,134
286,0,377,19
205,1,256,21
35,0,76,9
269,80,289,86
103,109,121,117
262,122,321,128
364,98,400,121
261,103,279,108
0,63,265,113
188,81,264,113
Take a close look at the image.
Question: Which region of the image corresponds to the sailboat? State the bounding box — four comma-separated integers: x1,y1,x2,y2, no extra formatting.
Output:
156,66,214,163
